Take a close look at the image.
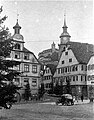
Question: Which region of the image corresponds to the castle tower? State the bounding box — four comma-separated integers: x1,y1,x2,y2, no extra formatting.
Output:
51,42,56,53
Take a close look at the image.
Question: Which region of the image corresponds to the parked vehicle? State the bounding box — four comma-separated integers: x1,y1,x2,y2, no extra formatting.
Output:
56,94,74,106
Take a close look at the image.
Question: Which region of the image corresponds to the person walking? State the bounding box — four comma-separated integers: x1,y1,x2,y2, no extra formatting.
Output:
81,94,84,102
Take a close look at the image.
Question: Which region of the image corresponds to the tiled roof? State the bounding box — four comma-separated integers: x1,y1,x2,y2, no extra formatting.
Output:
23,47,33,53
23,47,40,63
67,41,94,64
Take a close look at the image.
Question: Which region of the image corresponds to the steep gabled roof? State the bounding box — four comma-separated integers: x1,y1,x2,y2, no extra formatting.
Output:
23,47,40,64
67,41,94,64
23,47,33,53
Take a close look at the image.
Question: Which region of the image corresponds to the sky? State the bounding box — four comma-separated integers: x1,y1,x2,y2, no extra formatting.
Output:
0,0,93,57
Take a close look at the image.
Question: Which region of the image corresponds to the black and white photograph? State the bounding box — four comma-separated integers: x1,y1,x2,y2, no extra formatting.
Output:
0,0,94,120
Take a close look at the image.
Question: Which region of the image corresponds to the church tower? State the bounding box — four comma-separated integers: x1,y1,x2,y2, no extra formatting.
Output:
58,13,71,59
12,19,24,51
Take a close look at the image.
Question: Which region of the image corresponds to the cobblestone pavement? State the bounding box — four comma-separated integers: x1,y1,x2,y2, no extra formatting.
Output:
0,102,94,120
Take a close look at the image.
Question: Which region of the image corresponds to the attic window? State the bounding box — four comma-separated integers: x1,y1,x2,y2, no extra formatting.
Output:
62,60,64,64
69,58,72,62
65,52,68,55
24,53,29,60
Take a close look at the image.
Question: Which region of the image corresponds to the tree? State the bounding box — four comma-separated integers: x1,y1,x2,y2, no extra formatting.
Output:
0,6,21,106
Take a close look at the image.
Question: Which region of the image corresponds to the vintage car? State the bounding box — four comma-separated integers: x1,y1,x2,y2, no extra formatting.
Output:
56,94,74,106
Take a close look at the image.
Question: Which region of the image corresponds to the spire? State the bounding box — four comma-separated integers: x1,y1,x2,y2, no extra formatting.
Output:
13,18,21,34
63,10,67,28
60,12,71,39
62,11,68,33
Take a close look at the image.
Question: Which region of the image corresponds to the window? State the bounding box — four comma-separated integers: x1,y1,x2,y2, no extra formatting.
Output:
24,78,29,82
81,65,84,71
61,68,64,73
72,66,75,71
32,78,37,87
75,66,78,71
15,43,21,50
24,64,29,72
32,65,37,73
16,65,20,71
58,68,60,74
81,76,83,81
65,52,68,55
69,58,72,62
24,53,29,60
15,52,20,59
76,76,78,81
65,67,67,73
62,60,64,64
88,64,94,70
73,76,75,81
85,76,87,81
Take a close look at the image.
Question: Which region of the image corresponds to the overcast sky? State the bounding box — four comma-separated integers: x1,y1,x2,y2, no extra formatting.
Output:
1,0,93,57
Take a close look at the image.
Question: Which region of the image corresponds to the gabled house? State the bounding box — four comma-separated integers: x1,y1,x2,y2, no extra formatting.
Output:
43,64,57,92
53,13,94,99
43,67,52,92
87,55,94,99
6,19,41,95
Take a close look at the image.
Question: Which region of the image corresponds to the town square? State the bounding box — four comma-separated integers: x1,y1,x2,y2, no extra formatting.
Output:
0,0,94,120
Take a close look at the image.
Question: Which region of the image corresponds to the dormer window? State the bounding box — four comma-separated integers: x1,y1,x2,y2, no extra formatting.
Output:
15,43,21,50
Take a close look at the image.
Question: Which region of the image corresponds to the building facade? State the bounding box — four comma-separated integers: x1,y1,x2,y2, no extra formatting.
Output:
7,19,41,95
87,55,94,98
53,14,94,99
43,67,52,92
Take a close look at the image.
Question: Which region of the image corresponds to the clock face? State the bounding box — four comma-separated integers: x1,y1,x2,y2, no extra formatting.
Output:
63,37,67,41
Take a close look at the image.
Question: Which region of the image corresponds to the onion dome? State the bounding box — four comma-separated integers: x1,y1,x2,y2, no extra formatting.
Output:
12,19,24,42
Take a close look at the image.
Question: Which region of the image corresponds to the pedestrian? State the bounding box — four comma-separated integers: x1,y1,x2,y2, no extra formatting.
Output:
81,95,83,102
